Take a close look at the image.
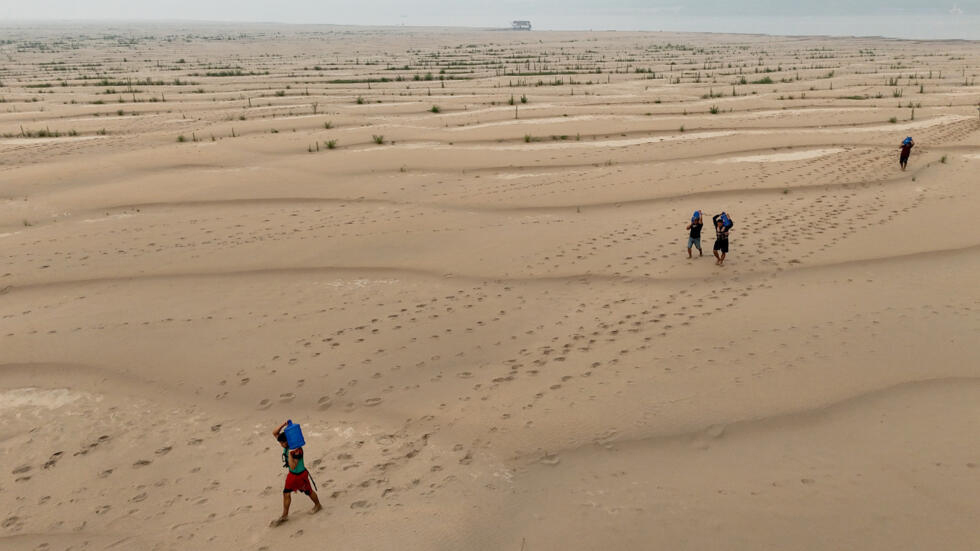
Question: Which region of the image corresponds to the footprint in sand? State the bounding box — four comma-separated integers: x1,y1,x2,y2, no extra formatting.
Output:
540,454,561,466
2,516,21,528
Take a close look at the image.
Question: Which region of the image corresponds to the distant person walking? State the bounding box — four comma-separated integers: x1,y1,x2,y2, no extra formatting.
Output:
712,212,733,266
686,210,704,259
899,136,915,171
271,420,321,526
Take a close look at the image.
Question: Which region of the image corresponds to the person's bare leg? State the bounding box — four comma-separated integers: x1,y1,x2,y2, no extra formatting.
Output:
718,252,726,266
698,247,703,257
713,250,721,265
687,246,692,259
272,493,291,526
309,490,322,514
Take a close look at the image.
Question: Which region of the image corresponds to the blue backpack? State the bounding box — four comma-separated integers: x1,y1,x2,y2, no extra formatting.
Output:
720,213,733,230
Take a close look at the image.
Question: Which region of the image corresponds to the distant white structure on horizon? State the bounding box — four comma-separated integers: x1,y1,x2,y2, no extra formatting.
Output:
511,20,532,31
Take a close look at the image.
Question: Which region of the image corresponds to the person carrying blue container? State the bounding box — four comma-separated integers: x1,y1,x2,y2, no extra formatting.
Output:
271,419,322,526
686,210,704,259
899,136,915,171
712,212,733,266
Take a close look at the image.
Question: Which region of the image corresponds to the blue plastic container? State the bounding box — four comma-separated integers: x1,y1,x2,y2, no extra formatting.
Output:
283,420,306,449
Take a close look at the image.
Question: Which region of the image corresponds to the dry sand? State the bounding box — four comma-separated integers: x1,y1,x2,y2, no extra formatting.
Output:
1,23,979,551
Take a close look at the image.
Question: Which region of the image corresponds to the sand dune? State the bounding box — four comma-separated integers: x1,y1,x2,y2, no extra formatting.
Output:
1,23,979,551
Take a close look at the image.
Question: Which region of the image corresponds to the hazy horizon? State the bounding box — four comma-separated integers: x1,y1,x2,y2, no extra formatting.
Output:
0,0,980,40
2,1,980,40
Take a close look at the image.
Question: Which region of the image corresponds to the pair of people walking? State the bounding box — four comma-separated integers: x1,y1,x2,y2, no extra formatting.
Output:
686,210,733,266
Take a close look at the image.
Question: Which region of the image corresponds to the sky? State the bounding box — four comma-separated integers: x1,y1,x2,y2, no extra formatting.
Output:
2,1,979,38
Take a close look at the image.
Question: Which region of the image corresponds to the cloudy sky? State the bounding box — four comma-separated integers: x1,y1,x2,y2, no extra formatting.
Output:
2,1,977,22
1,1,977,38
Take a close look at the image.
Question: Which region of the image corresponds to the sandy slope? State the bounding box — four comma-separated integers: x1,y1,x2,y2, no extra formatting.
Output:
1,24,979,551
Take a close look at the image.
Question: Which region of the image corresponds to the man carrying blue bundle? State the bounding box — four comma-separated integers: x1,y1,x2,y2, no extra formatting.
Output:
686,210,704,259
271,420,322,526
899,136,914,171
712,212,733,266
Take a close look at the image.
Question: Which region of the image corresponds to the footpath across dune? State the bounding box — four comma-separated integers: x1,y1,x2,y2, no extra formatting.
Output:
0,23,978,551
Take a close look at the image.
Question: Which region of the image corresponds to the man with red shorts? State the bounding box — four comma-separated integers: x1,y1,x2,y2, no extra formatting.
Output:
272,420,322,526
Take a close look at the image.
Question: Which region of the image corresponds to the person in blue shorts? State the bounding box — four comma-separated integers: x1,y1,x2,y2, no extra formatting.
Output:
686,210,703,259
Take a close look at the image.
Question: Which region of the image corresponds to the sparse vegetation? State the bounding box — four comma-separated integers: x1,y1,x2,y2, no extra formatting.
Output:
430,105,441,113
326,139,337,149
372,134,384,144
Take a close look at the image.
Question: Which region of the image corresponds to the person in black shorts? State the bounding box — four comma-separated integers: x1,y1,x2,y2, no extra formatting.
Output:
899,137,914,170
712,213,732,266
686,210,703,259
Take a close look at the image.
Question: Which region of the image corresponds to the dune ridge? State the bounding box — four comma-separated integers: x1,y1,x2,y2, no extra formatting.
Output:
1,23,978,551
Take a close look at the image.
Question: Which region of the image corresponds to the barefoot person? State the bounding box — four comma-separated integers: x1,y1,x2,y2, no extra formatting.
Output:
712,212,733,266
686,210,704,259
899,136,914,171
272,420,322,526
